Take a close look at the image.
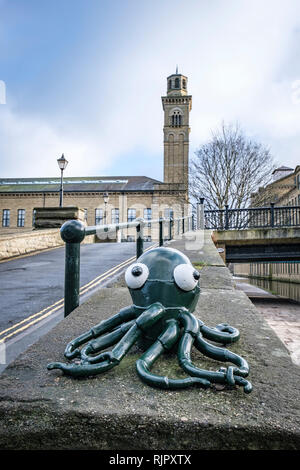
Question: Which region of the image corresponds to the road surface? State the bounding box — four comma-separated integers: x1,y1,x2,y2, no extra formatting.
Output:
0,241,154,372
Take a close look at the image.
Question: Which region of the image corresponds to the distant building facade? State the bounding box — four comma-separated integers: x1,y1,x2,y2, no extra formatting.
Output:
251,165,300,207
0,71,192,239
239,165,300,284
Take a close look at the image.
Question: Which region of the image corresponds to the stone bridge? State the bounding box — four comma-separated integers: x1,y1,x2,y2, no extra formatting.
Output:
212,227,300,263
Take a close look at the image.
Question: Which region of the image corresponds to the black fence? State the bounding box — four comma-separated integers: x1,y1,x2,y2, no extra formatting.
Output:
204,203,300,230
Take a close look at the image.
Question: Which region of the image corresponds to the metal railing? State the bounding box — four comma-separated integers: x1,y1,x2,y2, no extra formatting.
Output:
61,215,194,317
204,203,300,230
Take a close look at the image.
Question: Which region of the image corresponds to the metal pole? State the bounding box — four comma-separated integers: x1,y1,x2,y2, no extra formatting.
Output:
60,220,85,317
136,219,144,259
225,204,229,230
159,218,163,246
197,198,205,229
169,218,172,240
59,169,63,208
64,241,80,316
270,202,275,228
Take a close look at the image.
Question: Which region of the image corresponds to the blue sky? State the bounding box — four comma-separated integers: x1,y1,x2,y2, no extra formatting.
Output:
1,0,300,180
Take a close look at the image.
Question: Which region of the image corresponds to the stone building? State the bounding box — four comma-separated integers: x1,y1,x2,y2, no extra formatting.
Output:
0,71,192,240
236,164,300,283
251,165,300,207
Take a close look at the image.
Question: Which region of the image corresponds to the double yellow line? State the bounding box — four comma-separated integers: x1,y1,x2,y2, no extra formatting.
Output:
0,243,158,344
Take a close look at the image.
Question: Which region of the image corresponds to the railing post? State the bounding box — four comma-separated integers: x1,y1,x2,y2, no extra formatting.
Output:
60,220,85,317
169,217,173,240
197,197,205,229
225,204,229,230
136,218,144,259
270,202,275,228
159,218,163,246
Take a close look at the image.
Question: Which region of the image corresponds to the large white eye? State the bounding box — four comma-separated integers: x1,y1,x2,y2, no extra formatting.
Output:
173,264,200,291
125,263,149,289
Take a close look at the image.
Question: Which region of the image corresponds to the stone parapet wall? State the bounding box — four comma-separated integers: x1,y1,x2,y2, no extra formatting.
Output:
0,229,63,260
0,227,95,260
0,230,299,449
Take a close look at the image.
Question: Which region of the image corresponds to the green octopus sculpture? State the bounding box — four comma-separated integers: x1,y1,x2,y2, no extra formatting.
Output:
47,246,252,393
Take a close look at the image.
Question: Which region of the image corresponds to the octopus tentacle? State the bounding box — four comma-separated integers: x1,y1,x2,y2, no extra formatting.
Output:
64,305,137,359
47,302,165,378
80,320,135,363
47,358,117,377
179,311,251,393
136,320,210,390
198,320,240,344
194,332,250,378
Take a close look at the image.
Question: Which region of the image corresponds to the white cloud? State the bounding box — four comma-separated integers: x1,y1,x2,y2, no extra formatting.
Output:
0,106,108,177
1,0,300,177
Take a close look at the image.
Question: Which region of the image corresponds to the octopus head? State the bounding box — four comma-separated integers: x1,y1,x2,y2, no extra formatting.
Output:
125,246,200,311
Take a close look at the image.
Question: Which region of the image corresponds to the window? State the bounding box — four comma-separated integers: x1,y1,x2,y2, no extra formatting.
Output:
111,208,119,224
95,208,103,225
32,209,36,227
168,79,172,90
144,208,152,220
17,209,25,227
2,209,10,227
127,208,136,222
84,208,88,222
182,79,186,89
171,111,182,127
144,208,152,227
174,77,179,88
164,208,174,219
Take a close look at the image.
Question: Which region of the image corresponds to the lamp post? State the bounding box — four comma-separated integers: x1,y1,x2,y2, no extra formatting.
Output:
103,192,109,224
57,154,68,208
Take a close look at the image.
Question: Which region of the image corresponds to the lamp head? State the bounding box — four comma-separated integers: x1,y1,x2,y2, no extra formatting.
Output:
57,154,68,171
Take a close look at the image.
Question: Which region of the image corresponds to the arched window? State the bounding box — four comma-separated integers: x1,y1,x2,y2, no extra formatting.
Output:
168,79,172,90
182,79,186,89
174,78,179,88
170,110,182,127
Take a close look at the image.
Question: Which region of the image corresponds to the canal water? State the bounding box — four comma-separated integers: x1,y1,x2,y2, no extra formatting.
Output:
233,276,300,366
240,276,300,303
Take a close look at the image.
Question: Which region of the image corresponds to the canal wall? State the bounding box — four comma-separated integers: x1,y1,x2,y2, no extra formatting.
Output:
0,230,299,450
233,262,300,284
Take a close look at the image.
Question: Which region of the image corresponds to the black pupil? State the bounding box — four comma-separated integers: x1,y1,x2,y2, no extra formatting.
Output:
132,266,143,277
193,270,200,280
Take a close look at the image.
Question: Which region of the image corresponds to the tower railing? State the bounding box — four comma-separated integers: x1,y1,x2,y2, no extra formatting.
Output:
61,215,194,317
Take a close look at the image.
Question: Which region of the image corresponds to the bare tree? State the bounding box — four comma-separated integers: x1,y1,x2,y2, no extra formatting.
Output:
190,122,276,211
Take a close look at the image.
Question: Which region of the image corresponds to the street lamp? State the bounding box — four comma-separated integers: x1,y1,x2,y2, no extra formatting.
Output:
103,192,109,224
57,154,68,208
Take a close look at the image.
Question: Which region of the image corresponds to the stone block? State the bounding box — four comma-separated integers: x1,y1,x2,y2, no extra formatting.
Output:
34,206,85,229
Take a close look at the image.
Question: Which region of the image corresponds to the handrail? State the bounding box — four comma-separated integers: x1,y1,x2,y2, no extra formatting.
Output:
60,215,194,317
203,203,300,230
